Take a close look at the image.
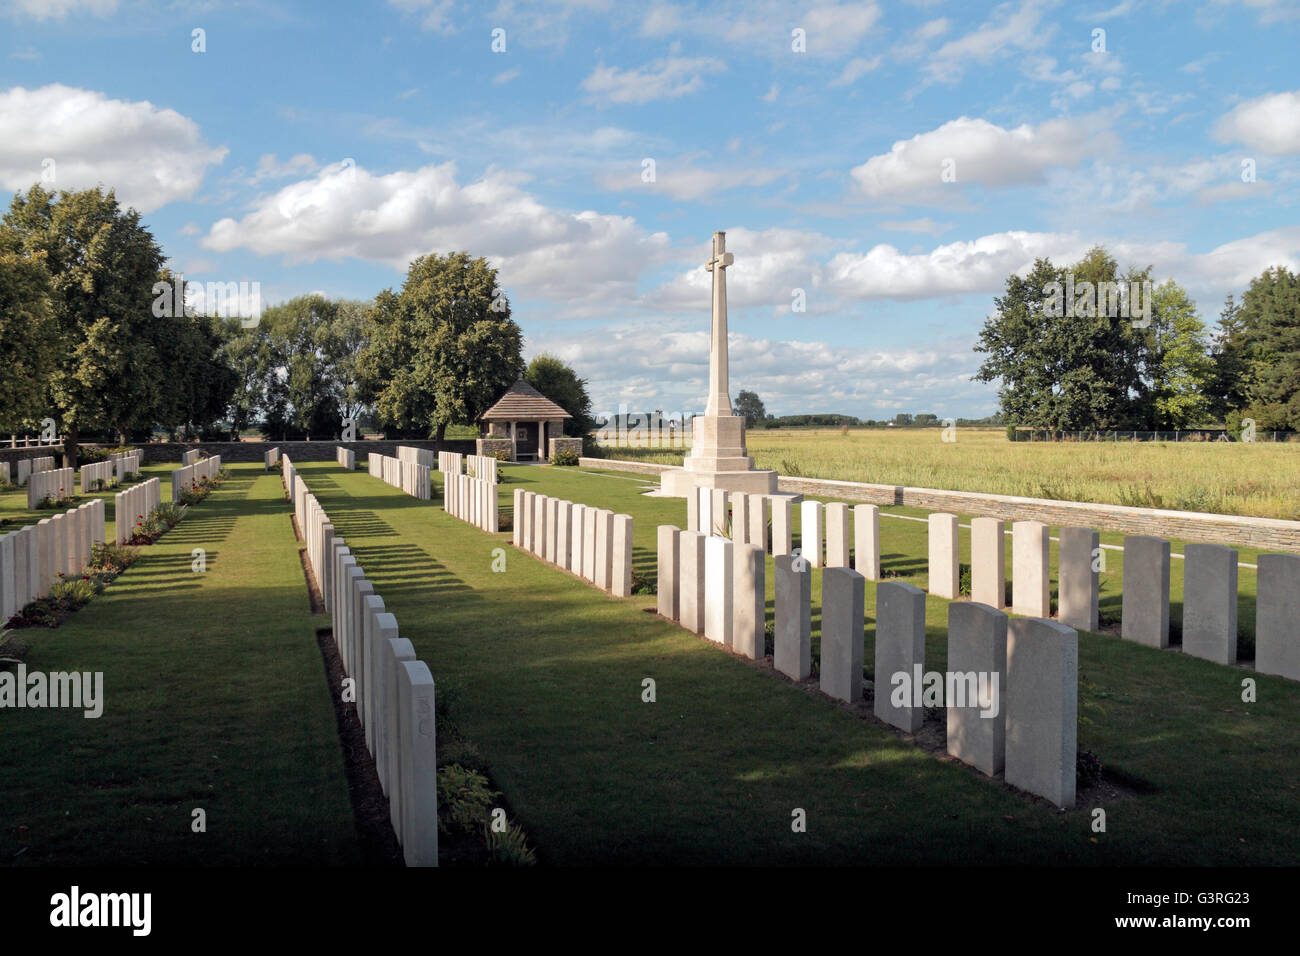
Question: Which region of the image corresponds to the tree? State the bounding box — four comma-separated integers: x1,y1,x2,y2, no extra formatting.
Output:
733,390,766,428
1237,266,1300,429
525,354,594,435
1141,280,1214,429
974,248,1147,429
358,252,523,442
0,247,56,432
0,186,166,463
262,295,344,439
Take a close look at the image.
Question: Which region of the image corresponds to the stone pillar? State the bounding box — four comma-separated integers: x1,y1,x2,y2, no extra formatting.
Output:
946,602,1007,776
771,497,792,557
825,502,850,568
686,487,699,533
532,495,548,558
1122,535,1170,648
384,635,415,816
556,500,573,569
698,487,712,539
970,516,1005,609
570,504,586,576
732,543,765,659
1005,618,1078,809
704,536,733,646
545,498,560,563
927,512,960,599
396,659,439,866
747,494,768,553
679,530,706,634
1012,520,1051,618
1255,553,1300,681
874,581,926,732
582,508,598,583
1057,527,1099,632
657,526,680,620
521,492,535,552
853,504,880,579
774,553,811,680
1182,543,1238,665
594,510,614,591
799,500,822,568
612,514,634,598
820,567,865,703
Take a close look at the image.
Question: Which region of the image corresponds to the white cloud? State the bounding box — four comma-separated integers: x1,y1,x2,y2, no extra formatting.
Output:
0,84,227,212
250,152,317,185
493,67,521,84
829,56,881,87
0,0,117,19
762,83,779,102
202,160,674,311
596,157,786,201
849,114,1115,200
1213,90,1300,154
581,56,726,104
879,217,953,235
639,1,683,35
925,0,1056,82
387,0,457,34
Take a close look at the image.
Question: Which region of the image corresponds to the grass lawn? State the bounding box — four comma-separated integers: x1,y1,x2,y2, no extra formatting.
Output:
295,459,1300,865
2,464,359,866
594,426,1300,520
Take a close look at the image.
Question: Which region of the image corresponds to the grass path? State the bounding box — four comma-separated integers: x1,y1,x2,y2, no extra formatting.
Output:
302,461,1300,865
3,464,358,866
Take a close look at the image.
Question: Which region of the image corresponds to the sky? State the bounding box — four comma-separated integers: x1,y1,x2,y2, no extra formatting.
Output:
1,0,1299,421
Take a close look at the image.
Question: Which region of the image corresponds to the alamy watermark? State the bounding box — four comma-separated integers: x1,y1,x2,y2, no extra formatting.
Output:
889,665,1000,718
1042,275,1153,328
152,273,262,328
0,665,103,718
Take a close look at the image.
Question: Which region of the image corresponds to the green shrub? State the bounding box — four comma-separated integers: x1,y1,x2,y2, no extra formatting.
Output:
89,543,137,575
551,448,579,466
486,822,537,866
155,502,187,528
630,568,654,595
1077,749,1103,789
1005,423,1017,442
436,764,499,838
959,563,971,596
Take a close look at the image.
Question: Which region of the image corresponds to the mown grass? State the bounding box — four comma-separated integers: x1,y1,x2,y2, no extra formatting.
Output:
2,464,358,866
295,459,1300,865
594,427,1300,520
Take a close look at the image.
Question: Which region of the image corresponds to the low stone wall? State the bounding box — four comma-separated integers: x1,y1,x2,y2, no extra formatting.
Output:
477,438,514,460
579,458,1300,554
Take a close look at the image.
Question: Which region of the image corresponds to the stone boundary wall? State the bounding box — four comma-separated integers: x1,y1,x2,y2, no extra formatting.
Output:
578,457,1300,554
0,439,479,467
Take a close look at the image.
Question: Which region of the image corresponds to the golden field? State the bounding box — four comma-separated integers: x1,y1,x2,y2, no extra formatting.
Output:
599,427,1300,520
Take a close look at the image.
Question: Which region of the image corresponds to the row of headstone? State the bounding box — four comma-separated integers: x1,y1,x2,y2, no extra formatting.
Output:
465,454,499,484
264,446,280,469
445,471,498,532
436,450,464,477
685,489,883,578
0,499,107,623
336,446,355,470
112,478,161,545
296,477,439,866
282,455,297,507
113,454,140,481
26,467,75,510
513,490,634,597
396,445,435,468
659,519,1081,808
925,517,1300,681
79,459,117,492
171,455,222,500
368,454,432,500
182,449,202,466
16,455,56,487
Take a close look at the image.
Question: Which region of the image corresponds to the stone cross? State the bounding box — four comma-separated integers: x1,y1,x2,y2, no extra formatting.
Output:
704,231,735,417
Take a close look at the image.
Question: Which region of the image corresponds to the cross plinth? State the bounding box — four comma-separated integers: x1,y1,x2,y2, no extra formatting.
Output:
704,231,734,417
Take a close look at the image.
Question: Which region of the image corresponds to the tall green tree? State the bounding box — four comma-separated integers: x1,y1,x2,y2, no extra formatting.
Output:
733,389,767,428
525,354,594,436
0,247,56,432
1141,280,1215,429
1237,265,1300,429
0,186,166,462
262,295,344,439
974,248,1148,429
358,252,523,442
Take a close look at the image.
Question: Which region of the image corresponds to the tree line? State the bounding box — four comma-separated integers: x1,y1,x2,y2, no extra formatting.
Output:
973,246,1300,431
0,186,594,466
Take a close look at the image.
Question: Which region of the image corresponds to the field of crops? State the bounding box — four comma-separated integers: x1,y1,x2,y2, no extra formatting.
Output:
597,427,1300,520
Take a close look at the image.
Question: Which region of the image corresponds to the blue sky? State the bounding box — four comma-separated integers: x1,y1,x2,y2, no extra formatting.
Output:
2,0,1299,420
